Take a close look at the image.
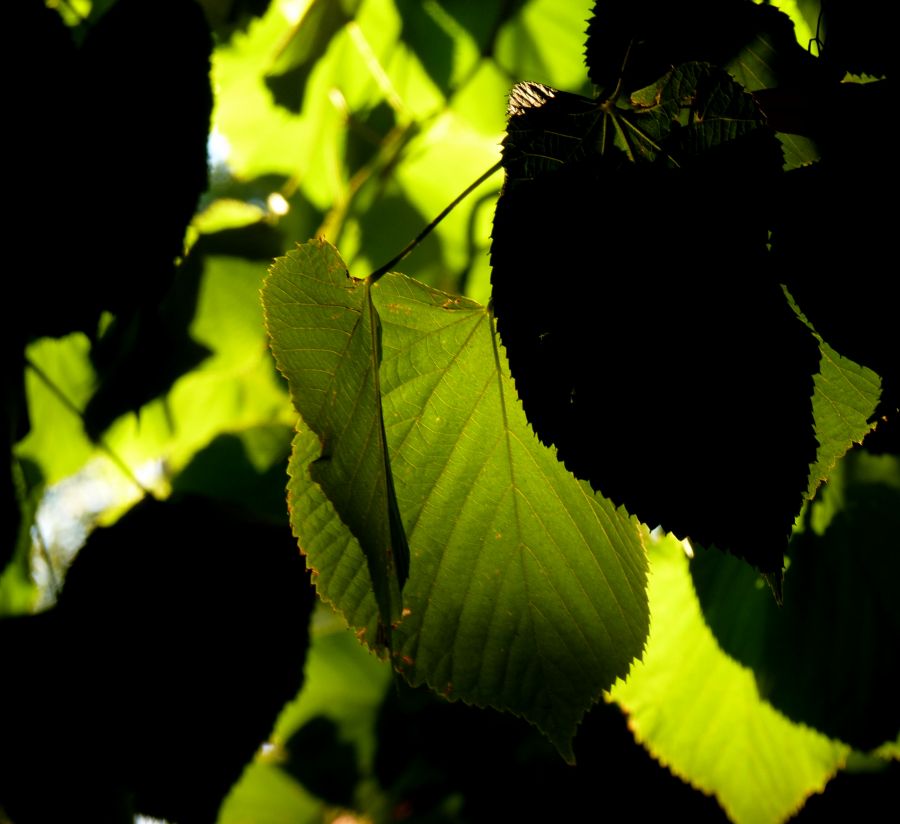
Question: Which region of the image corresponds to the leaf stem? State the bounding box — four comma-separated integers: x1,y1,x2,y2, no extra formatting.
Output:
367,160,503,283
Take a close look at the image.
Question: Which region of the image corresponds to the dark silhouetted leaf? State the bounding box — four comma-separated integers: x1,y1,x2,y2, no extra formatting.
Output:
584,0,815,95
819,0,896,77
771,156,899,455
491,67,819,574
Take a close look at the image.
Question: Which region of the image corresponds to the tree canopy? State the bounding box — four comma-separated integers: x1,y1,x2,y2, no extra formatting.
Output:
2,1,897,822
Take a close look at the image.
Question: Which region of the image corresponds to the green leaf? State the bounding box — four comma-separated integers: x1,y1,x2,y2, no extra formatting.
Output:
15,335,97,486
783,289,883,500
807,341,882,498
264,0,363,113
777,132,820,170
610,532,849,823
494,0,594,94
218,762,325,824
267,240,649,759
0,463,42,616
265,239,409,644
115,250,290,479
377,271,648,759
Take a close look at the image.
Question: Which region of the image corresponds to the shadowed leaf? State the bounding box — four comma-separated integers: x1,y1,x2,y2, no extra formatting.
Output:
264,240,409,646
691,448,900,751
584,0,815,95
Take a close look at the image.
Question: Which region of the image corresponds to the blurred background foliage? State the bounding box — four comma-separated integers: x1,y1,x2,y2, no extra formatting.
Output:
204,0,595,301
2,1,897,822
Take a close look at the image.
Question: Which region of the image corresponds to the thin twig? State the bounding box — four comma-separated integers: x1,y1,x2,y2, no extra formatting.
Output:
367,161,503,284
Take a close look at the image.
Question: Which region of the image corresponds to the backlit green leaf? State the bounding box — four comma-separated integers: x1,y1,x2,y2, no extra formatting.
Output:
266,240,649,758
610,532,849,823
807,341,882,498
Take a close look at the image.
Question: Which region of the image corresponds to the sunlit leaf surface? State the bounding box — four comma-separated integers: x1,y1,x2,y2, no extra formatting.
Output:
610,532,849,824
265,240,648,757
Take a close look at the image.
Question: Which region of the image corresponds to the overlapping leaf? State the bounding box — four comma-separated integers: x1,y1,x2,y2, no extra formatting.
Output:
264,240,649,758
264,239,409,644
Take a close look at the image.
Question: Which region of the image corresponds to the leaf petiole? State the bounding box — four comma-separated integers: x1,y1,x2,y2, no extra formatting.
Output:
367,160,503,283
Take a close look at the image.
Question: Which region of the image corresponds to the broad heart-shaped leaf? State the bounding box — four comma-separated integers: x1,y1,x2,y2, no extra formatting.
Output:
264,239,409,646
268,240,649,760
491,68,820,575
610,532,849,824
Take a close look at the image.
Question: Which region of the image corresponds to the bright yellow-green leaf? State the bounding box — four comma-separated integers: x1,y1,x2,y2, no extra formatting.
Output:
610,533,849,824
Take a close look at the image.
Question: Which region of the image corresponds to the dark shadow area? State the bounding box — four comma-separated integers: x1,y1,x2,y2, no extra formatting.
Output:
10,0,212,342
203,0,273,42
173,425,295,524
7,0,214,457
281,715,361,808
440,0,529,61
374,681,729,822
817,0,896,77
0,494,314,824
790,758,900,822
83,218,290,440
343,102,399,177
82,253,211,441
585,0,817,94
771,134,899,456
691,447,900,750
